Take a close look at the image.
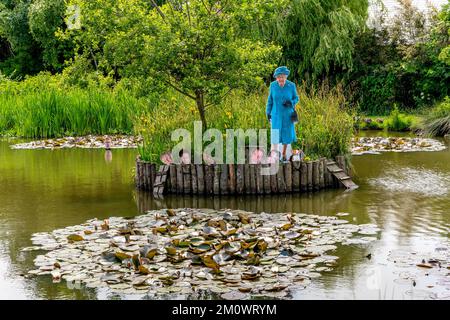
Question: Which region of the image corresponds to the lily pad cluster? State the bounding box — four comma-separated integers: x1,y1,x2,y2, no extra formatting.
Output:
388,247,450,299
352,137,446,155
11,135,142,150
23,209,380,299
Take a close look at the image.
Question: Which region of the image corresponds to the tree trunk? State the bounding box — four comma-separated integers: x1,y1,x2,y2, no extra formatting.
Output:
196,91,208,130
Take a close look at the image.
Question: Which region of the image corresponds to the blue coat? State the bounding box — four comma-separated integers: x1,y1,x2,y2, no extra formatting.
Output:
266,80,299,144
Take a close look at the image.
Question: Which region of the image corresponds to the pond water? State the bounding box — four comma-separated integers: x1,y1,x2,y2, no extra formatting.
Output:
0,131,449,300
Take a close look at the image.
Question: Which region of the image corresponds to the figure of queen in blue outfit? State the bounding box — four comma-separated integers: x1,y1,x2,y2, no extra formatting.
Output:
266,66,299,161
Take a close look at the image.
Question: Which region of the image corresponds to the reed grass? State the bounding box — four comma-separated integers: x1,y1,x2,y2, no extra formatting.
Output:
295,84,355,159
0,75,149,138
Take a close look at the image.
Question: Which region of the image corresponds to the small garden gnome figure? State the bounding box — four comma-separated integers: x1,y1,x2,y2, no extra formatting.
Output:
160,151,173,165
266,66,299,162
104,136,112,150
104,135,112,163
250,147,265,164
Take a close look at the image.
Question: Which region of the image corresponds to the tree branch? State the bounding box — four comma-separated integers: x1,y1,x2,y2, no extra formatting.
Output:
150,0,167,22
205,87,234,108
200,0,212,15
185,0,192,26
164,78,196,100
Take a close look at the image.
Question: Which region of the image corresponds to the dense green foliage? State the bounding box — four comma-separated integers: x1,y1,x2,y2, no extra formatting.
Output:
383,105,414,132
347,1,450,114
2,1,448,114
0,0,71,75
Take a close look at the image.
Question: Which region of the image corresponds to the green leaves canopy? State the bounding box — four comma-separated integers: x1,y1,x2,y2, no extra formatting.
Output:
272,0,369,80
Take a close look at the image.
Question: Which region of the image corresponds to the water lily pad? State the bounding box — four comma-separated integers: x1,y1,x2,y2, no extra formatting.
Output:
221,291,248,300
140,246,158,259
284,231,301,240
24,208,383,299
416,263,433,269
114,251,131,262
265,283,288,292
119,244,140,252
202,255,220,272
238,213,251,224
242,266,261,280
165,247,177,255
138,265,150,275
67,234,84,242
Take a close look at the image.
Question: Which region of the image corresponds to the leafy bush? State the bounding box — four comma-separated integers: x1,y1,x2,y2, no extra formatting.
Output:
384,105,414,131
358,70,397,115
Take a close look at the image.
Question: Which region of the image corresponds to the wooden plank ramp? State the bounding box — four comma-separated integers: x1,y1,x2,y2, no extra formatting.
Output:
326,160,358,190
153,165,170,196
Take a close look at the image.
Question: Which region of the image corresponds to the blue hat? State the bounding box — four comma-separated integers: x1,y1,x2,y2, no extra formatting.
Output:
273,66,290,78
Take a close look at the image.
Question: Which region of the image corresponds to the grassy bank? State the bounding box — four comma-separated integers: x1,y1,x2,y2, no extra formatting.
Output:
356,109,423,132
355,97,450,136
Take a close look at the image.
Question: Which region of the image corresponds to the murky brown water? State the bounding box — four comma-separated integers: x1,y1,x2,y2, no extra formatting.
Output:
1,131,449,299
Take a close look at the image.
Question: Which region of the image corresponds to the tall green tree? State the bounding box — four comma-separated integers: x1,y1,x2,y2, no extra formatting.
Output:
141,0,281,129
28,0,73,71
0,0,42,76
0,0,72,76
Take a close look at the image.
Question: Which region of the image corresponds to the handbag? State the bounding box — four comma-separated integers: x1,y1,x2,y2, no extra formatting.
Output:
283,99,299,123
291,108,298,123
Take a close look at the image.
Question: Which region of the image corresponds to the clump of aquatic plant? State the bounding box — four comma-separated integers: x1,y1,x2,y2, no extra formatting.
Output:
24,208,380,298
421,97,450,137
296,84,355,159
0,73,149,138
383,105,414,132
